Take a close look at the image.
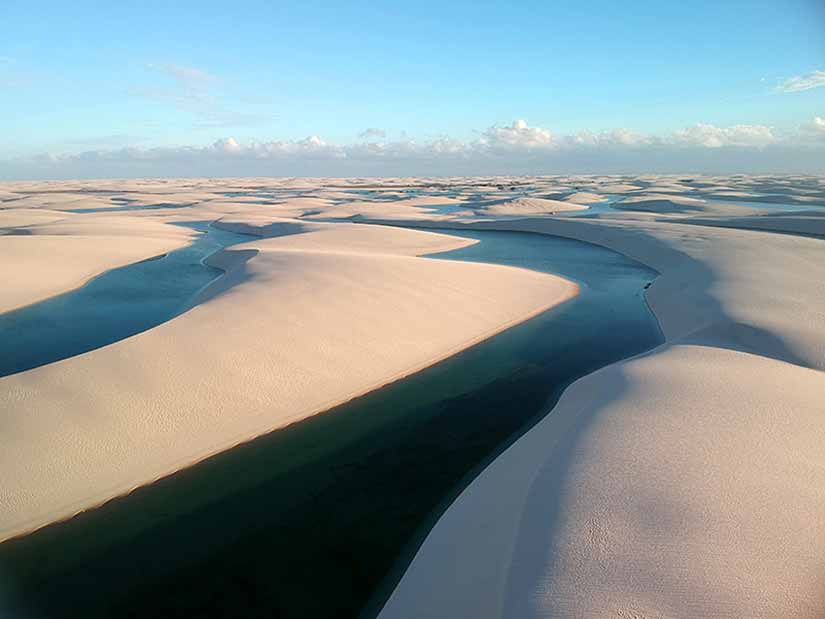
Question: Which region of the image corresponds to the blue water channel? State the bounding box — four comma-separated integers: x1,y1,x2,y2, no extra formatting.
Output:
0,225,662,619
0,222,252,377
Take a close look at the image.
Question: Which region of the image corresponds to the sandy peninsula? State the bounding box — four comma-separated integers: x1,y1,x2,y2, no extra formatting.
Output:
0,213,577,542
0,213,194,313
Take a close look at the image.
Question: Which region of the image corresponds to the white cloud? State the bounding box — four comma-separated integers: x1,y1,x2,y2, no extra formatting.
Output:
212,137,242,154
570,128,655,147
775,70,825,93
221,135,345,160
359,128,386,139
799,116,825,140
480,119,554,149
673,123,776,148
8,118,825,179
12,121,798,165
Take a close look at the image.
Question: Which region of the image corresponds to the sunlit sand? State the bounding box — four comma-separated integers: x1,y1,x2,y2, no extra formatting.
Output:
1,174,824,617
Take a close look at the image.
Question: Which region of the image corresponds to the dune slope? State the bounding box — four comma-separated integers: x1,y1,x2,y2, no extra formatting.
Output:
378,215,825,619
0,224,577,542
0,215,194,313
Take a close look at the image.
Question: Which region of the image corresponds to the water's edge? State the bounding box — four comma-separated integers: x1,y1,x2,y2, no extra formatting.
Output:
0,222,254,378
0,228,663,619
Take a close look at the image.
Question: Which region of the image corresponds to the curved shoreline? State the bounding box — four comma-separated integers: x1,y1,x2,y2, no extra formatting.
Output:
376,215,825,619
0,288,575,546
0,224,578,544
4,175,823,618
0,228,659,619
0,235,193,314
0,223,254,379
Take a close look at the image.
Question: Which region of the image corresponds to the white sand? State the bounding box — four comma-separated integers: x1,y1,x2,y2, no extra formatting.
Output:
380,345,825,619
378,207,825,619
561,191,609,204
479,197,589,216
0,208,72,228
613,193,708,213
593,182,643,193
0,221,577,542
0,215,194,313
3,175,825,616
677,212,825,237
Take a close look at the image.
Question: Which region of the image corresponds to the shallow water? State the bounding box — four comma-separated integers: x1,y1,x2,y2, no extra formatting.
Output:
0,222,252,377
0,228,662,619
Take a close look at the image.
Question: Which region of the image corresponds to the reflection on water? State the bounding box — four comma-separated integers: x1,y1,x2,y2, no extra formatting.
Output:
0,228,662,619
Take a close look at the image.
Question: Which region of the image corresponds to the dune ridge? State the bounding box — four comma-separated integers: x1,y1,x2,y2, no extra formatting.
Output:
377,214,825,619
0,223,578,543
3,175,825,616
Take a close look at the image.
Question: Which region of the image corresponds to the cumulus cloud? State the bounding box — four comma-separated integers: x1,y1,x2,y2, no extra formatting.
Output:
800,116,825,139
205,135,345,159
775,70,825,93
359,128,386,139
212,137,242,154
7,118,825,179
480,119,554,149
673,123,776,148
570,128,655,148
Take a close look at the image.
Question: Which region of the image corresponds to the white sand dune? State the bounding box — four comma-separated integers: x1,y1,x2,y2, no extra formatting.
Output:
0,222,577,543
3,175,825,616
377,213,825,619
478,197,589,216
560,191,608,204
391,196,467,207
635,184,694,194
213,216,474,256
380,344,825,619
0,208,72,228
708,190,760,198
675,211,825,237
0,192,115,211
0,216,194,313
300,196,464,220
613,193,707,212
593,182,643,193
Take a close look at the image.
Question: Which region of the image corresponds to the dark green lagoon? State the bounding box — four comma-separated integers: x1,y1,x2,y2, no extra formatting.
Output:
0,228,662,619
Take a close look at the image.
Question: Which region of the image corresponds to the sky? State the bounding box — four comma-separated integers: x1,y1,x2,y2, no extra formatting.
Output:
1,0,824,179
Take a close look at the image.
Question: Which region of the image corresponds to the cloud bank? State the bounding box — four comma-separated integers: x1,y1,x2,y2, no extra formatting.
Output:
4,119,825,180
775,69,825,93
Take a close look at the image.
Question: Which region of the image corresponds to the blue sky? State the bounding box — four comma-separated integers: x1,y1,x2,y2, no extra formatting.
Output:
2,0,824,178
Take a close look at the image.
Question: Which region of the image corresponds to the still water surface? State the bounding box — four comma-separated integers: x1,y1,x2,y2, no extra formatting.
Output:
0,227,662,619
0,222,251,377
